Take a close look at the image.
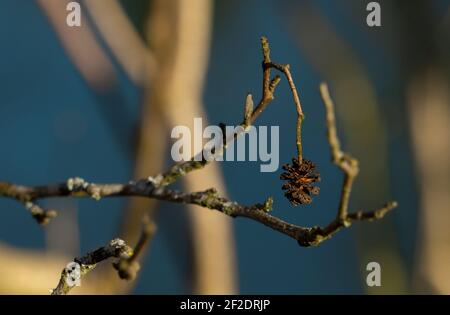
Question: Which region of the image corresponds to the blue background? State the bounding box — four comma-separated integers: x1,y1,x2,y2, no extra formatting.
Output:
1,0,446,294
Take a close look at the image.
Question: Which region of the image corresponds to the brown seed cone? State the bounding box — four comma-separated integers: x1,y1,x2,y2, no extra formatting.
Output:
280,158,320,206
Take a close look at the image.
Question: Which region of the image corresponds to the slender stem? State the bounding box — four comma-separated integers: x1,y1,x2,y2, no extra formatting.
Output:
127,216,156,264
268,62,304,163
51,218,156,295
51,238,133,295
320,83,342,162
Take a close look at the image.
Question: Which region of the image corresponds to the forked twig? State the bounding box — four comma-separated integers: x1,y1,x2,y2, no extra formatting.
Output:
51,217,156,295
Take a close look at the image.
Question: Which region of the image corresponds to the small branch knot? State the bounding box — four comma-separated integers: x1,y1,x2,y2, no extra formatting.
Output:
25,201,57,225
113,259,141,281
67,177,88,192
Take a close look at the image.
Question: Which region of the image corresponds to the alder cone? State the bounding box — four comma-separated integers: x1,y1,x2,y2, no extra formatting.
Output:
280,158,320,206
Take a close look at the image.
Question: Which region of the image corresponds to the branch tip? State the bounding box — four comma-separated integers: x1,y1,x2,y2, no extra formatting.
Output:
260,36,271,63
244,93,254,126
269,75,281,93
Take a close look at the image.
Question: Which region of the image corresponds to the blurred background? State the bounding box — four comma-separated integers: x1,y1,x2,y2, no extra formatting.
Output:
0,0,449,294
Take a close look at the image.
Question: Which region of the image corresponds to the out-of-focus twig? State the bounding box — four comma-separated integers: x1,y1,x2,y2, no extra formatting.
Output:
84,0,156,85
113,215,157,281
409,70,450,294
145,0,237,294
37,0,116,90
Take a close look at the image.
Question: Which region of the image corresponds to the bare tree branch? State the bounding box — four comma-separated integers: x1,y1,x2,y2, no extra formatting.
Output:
51,217,156,295
0,37,397,294
0,177,396,249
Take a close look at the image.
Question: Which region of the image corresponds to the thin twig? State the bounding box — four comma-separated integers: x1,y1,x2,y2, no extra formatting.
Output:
51,238,132,295
320,83,359,220
243,93,254,128
51,218,156,295
268,62,304,163
320,83,343,163
113,215,157,281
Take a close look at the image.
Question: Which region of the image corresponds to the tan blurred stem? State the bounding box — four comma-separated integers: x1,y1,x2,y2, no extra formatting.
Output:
148,0,236,294
93,0,187,295
143,0,237,294
95,0,237,294
27,0,236,294
80,1,165,294
45,200,79,258
289,1,407,293
84,0,156,85
38,0,160,294
0,0,162,294
409,69,450,294
33,0,120,294
37,0,116,90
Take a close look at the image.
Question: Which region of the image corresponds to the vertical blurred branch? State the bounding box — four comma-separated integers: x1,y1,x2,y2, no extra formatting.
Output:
91,0,175,295
84,0,156,86
34,0,120,293
68,0,160,294
37,0,116,90
93,0,237,294
141,0,237,294
45,200,80,258
408,70,450,293
393,0,450,294
4,0,237,294
0,0,144,294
